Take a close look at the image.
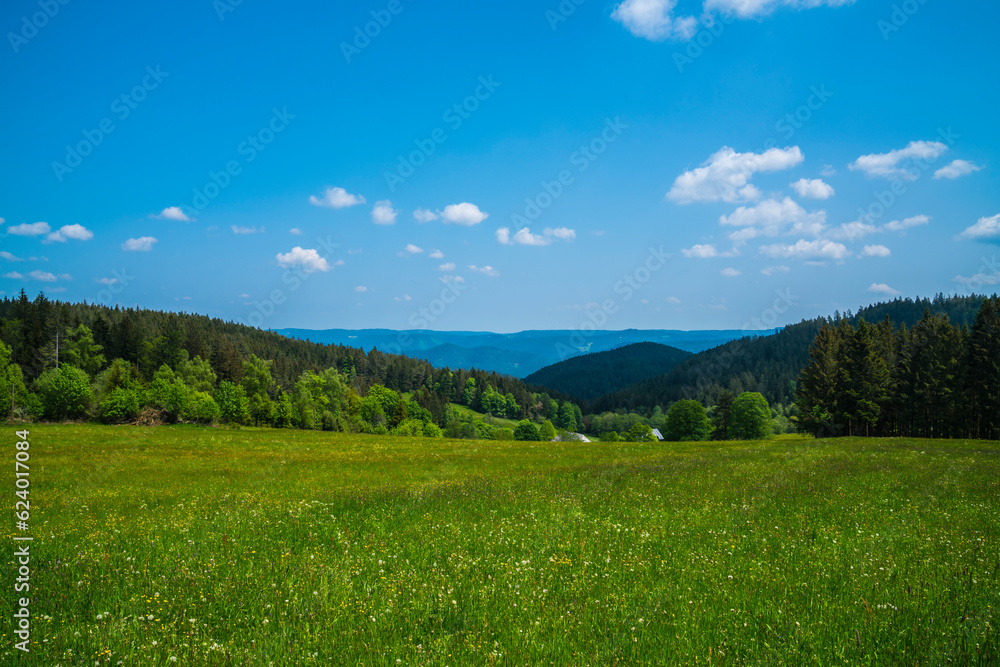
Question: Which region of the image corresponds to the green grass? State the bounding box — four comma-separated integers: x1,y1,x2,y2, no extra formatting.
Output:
447,403,522,431
3,425,999,665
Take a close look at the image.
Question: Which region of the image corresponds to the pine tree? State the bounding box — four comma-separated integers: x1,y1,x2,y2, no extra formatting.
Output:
967,297,1000,439
838,319,888,437
794,325,843,437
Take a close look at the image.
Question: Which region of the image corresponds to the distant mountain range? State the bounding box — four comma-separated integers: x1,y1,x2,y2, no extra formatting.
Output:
274,328,774,378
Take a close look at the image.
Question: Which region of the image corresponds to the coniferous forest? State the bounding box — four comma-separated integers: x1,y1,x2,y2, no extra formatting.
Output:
0,290,997,442
795,297,1000,440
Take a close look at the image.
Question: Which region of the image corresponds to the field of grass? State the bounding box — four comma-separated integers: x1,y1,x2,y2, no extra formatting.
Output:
447,403,522,431
3,425,999,665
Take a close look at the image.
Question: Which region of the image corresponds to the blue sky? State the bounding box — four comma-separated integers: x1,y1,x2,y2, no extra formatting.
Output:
1,0,998,333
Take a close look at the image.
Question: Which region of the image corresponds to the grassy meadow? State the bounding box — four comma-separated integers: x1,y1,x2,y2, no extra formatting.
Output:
3,425,999,665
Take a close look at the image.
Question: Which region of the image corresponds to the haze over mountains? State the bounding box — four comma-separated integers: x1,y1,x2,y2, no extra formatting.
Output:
275,328,772,378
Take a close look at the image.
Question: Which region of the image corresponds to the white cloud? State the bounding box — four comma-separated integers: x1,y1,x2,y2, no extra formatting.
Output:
231,225,261,235
497,227,552,246
429,249,444,259
440,275,466,285
882,214,930,233
958,214,1000,241
760,239,849,261
861,244,891,258
611,0,697,41
720,197,826,239
442,202,489,226
954,271,1000,287
122,236,158,252
46,224,94,243
7,270,61,282
790,178,834,200
666,296,681,304
275,247,331,273
309,187,366,209
289,227,303,235
682,244,720,258
7,222,51,236
704,0,857,19
371,200,398,225
0,251,23,262
933,159,983,180
761,265,791,276
404,244,424,254
414,208,439,222
720,267,742,277
513,228,551,246
469,265,501,277
153,206,193,222
868,283,901,296
821,164,836,177
439,262,456,271
354,285,368,292
827,220,878,242
849,140,948,180
96,277,119,285
668,146,804,204
543,227,576,240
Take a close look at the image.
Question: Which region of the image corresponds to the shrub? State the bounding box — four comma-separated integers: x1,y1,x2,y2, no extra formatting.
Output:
664,400,711,441
730,392,773,440
514,419,541,441
98,387,142,424
624,423,657,442
183,391,221,425
35,365,92,420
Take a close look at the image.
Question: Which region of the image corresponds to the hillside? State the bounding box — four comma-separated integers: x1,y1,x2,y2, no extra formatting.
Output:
276,328,770,377
587,293,996,412
524,342,692,400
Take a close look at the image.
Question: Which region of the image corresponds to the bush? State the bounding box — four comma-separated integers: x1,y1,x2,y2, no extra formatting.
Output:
624,423,657,442
422,422,443,438
730,392,773,440
321,410,338,431
98,387,142,424
664,400,711,441
514,419,541,441
539,420,557,441
599,431,621,442
183,391,221,425
494,427,515,441
35,365,92,420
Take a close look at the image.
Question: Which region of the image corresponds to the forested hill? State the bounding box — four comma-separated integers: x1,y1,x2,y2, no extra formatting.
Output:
524,342,692,400
586,294,995,413
0,292,553,410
